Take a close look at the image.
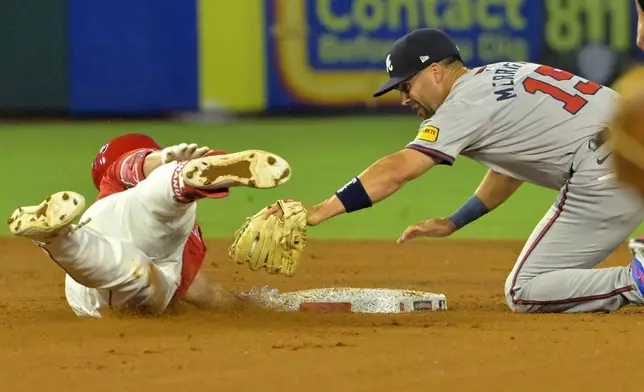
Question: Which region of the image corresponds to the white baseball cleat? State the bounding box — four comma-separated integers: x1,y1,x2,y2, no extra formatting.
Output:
7,191,86,243
181,150,291,189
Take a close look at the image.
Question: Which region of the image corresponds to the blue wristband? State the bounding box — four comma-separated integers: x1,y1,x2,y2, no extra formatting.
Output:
448,195,490,229
335,177,373,213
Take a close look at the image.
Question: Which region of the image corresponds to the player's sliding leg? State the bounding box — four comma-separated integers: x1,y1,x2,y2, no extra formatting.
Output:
113,149,292,261
8,191,171,316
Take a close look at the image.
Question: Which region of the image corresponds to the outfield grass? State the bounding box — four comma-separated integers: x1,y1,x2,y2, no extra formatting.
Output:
0,116,611,240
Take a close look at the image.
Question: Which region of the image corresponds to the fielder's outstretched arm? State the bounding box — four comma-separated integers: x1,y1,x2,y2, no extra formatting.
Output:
445,169,523,231
396,169,523,243
473,169,523,210
307,149,438,225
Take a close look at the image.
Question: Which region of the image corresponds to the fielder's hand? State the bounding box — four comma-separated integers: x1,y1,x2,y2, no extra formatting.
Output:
161,143,211,164
263,202,322,226
397,218,457,244
229,200,308,277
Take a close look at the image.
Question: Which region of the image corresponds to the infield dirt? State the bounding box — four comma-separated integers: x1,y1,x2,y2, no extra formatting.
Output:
0,238,641,392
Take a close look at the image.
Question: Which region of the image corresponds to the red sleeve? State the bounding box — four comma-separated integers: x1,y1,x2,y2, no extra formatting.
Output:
97,148,156,199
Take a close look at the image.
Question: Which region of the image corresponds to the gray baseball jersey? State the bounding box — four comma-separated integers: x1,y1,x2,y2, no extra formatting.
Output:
407,61,619,190
407,61,644,313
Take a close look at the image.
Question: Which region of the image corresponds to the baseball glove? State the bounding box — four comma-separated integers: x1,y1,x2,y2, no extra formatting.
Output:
609,66,644,199
229,200,308,277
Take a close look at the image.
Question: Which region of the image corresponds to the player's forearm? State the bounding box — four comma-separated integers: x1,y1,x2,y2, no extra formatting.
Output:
309,151,431,225
183,271,243,310
474,169,523,210
143,151,163,177
309,157,406,224
359,154,414,200
447,170,522,230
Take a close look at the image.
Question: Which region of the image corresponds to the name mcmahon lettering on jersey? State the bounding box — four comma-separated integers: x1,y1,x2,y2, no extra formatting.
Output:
492,62,526,102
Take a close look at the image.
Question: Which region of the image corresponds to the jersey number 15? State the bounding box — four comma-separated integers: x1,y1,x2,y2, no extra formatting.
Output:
522,66,602,115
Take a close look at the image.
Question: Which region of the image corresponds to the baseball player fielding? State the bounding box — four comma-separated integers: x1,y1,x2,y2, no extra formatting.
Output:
233,28,644,314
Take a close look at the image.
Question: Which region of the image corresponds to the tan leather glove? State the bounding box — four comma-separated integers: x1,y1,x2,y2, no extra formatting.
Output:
610,67,644,198
229,200,307,277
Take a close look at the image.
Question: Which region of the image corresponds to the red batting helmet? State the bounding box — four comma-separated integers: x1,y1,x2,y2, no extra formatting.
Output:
91,133,162,190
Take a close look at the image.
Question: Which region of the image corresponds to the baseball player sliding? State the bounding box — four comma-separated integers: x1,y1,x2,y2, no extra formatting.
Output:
229,28,644,314
7,134,292,317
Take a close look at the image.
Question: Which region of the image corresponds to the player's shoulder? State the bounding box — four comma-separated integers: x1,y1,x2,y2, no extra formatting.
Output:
451,61,542,104
458,61,537,86
416,118,441,143
476,61,539,73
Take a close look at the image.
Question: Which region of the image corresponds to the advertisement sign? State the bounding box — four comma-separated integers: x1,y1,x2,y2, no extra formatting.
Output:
265,0,640,110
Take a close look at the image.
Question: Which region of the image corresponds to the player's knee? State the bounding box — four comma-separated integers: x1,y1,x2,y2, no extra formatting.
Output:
503,278,537,313
504,277,540,313
504,291,534,313
504,273,518,312
507,300,536,314
505,292,527,312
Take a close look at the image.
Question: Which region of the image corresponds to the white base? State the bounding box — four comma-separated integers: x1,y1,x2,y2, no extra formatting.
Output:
252,287,447,313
